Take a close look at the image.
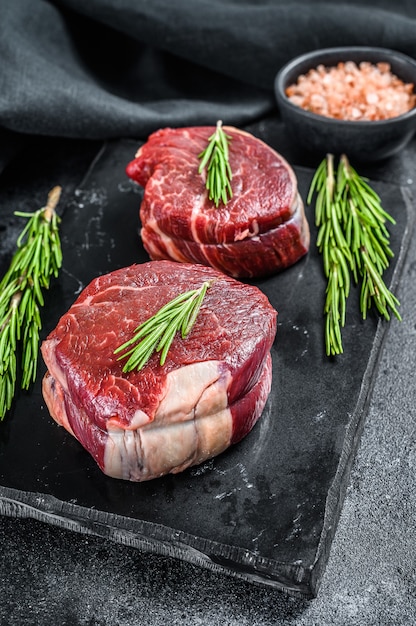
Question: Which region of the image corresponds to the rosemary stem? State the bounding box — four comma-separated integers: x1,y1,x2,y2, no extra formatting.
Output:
43,186,62,222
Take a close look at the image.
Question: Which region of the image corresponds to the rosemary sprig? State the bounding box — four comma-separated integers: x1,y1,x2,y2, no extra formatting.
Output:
0,186,63,419
337,154,400,321
308,154,400,356
307,155,352,355
115,279,213,372
198,120,233,207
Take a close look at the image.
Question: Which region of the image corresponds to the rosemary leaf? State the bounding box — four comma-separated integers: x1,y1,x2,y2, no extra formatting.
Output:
181,279,210,337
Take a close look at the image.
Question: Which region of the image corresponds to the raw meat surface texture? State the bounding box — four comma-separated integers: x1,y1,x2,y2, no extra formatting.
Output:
41,261,277,481
126,125,310,278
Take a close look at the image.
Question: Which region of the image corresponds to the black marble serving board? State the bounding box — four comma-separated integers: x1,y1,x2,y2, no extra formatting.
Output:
0,133,413,598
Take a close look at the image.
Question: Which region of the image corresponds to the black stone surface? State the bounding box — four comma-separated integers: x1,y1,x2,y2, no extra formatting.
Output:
0,119,414,606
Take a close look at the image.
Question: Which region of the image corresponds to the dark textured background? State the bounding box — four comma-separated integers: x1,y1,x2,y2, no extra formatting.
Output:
1,1,416,623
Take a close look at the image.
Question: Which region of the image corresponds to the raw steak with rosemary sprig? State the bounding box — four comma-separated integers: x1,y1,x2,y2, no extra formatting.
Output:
126,125,310,278
41,261,277,482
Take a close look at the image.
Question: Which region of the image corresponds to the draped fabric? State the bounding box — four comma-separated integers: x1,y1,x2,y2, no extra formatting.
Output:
1,0,416,141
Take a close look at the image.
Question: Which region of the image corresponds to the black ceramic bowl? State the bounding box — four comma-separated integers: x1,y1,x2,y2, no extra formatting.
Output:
274,46,416,162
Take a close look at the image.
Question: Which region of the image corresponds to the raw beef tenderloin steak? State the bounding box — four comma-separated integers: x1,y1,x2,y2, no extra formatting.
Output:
41,261,277,481
126,125,310,278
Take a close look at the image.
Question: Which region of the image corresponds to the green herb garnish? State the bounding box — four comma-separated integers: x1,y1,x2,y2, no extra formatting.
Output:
115,280,213,372
198,120,233,207
308,154,400,356
0,186,63,419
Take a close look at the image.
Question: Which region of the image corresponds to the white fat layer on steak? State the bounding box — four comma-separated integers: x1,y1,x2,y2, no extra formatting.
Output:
105,360,232,480
42,359,233,481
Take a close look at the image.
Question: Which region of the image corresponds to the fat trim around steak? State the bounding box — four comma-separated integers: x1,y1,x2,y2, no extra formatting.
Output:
41,261,277,482
126,126,310,278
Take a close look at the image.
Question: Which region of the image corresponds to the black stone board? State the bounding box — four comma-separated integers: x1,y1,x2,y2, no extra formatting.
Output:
0,132,413,598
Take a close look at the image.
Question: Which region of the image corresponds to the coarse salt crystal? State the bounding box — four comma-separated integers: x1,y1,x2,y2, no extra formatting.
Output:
285,60,416,121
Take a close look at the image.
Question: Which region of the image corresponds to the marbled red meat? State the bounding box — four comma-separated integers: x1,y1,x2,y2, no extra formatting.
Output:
126,126,309,278
41,261,277,481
